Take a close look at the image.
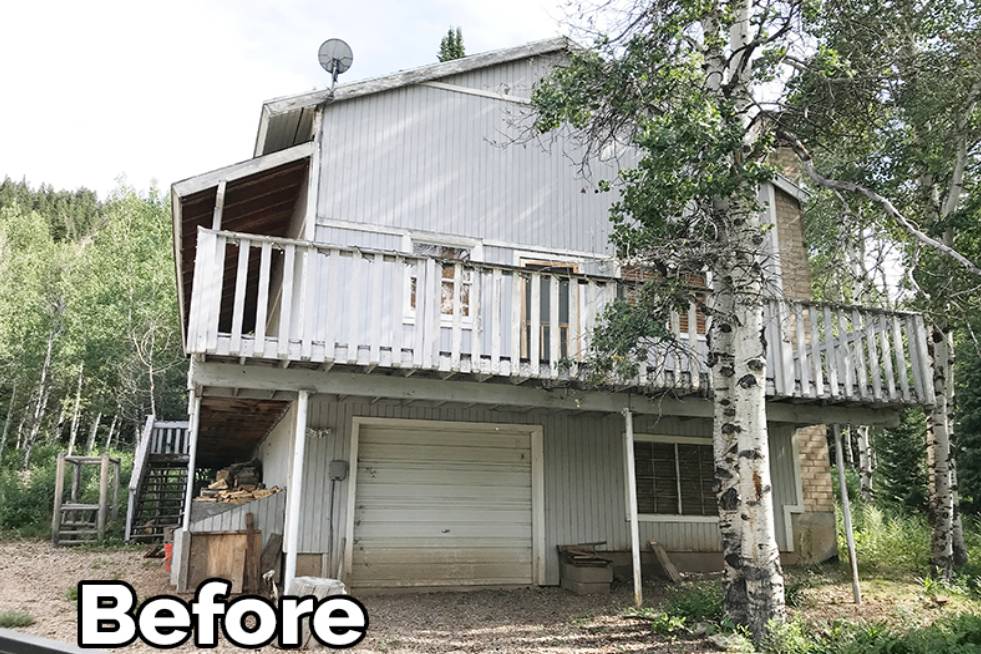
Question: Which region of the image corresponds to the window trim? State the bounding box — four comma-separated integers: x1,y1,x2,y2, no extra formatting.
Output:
515,253,581,361
623,433,719,523
402,235,482,327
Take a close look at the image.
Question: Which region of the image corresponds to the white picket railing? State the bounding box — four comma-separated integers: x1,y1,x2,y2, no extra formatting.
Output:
185,227,935,407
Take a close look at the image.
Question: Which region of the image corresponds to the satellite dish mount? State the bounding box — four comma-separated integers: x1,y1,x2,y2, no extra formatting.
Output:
318,38,354,93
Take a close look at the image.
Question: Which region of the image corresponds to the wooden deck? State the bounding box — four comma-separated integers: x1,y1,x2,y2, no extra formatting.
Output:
185,228,935,409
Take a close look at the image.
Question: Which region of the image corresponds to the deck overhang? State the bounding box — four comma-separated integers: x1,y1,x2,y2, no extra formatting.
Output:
189,359,903,428
170,143,313,345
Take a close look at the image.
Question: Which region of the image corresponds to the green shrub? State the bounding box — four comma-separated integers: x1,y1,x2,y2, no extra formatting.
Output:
839,504,931,575
0,610,35,628
761,614,981,654
661,580,725,624
648,612,688,635
762,618,819,654
0,445,133,539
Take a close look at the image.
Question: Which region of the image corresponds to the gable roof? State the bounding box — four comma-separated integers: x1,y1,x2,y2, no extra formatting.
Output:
254,36,571,156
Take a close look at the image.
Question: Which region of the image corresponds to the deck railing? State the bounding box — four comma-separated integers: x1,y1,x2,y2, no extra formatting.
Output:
186,227,935,407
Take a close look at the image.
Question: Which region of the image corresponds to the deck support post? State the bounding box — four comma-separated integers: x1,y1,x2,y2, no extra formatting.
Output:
833,425,862,605
284,390,310,592
181,395,202,531
623,407,643,607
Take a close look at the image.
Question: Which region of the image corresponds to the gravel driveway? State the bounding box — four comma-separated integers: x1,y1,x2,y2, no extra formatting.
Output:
0,541,709,653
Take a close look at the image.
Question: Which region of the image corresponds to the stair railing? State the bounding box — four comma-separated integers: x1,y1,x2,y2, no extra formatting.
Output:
124,415,155,542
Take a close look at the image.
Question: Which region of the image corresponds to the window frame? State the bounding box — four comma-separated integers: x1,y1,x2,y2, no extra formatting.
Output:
402,234,482,326
623,433,719,523
514,254,581,362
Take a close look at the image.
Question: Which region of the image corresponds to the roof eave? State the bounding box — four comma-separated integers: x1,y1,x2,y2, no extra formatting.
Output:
252,36,570,156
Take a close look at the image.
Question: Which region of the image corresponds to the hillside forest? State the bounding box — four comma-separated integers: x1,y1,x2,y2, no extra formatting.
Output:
0,178,186,533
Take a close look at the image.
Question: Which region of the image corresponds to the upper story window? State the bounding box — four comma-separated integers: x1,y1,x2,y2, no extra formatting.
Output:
519,258,578,361
408,242,473,318
621,267,707,336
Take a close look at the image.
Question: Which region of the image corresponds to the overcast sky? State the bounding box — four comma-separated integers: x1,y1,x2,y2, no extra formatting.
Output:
0,1,566,197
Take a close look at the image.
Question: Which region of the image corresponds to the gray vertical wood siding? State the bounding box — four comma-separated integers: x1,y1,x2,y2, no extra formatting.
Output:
316,57,625,256
256,397,800,586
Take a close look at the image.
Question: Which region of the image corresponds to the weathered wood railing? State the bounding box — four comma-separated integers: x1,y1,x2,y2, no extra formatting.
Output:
186,228,935,407
125,417,190,541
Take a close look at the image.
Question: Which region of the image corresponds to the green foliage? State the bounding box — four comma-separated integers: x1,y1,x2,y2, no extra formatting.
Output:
661,580,725,624
628,580,727,638
831,465,861,508
0,444,132,538
0,180,186,477
648,611,689,636
761,614,981,654
0,610,35,628
873,409,930,513
955,337,981,515
763,618,821,654
437,27,465,62
0,442,61,537
843,504,932,575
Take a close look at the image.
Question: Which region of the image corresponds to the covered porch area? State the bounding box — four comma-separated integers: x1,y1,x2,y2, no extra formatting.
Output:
173,357,904,596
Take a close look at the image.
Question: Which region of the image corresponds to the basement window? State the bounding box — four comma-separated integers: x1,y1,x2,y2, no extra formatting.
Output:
631,436,717,519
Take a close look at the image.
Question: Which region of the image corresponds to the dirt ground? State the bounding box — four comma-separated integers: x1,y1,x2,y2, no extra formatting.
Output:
0,540,707,653
2,541,975,652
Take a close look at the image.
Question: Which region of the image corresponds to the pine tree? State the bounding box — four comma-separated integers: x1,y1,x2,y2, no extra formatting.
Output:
875,409,930,513
437,27,465,62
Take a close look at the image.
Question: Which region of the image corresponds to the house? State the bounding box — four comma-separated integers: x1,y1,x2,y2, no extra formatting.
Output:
155,37,936,593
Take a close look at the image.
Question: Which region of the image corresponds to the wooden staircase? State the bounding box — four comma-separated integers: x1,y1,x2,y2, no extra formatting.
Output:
125,417,191,543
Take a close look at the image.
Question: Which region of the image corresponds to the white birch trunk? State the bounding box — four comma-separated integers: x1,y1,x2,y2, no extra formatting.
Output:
66,364,84,457
104,414,119,451
857,426,873,502
14,411,27,451
22,322,58,469
927,326,955,580
85,412,102,454
729,0,785,637
0,383,16,460
700,6,748,623
709,268,746,622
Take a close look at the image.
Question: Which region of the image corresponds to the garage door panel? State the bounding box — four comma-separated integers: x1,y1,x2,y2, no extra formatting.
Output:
354,465,531,488
354,520,532,539
359,428,531,449
358,443,530,465
353,546,532,565
353,423,535,588
353,537,531,550
356,483,531,502
350,562,532,587
357,507,532,524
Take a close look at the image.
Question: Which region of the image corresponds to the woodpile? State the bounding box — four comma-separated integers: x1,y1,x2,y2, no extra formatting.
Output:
197,460,282,504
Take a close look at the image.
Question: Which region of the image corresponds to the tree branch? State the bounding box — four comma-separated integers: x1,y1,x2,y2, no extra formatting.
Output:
777,128,981,277
940,79,981,220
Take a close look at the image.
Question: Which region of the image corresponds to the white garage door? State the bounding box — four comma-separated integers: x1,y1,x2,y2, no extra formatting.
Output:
351,421,535,588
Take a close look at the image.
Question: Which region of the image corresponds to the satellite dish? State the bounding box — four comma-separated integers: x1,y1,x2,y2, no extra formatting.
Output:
318,38,353,89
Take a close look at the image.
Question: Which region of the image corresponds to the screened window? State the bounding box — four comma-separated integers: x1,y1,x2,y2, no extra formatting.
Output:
633,440,716,516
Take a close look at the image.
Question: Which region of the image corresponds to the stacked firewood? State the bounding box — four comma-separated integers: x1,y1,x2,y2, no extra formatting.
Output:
198,460,282,504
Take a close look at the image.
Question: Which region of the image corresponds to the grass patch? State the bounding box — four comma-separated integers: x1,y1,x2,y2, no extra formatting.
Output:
0,610,35,628
762,613,981,654
845,505,931,575
65,586,78,602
